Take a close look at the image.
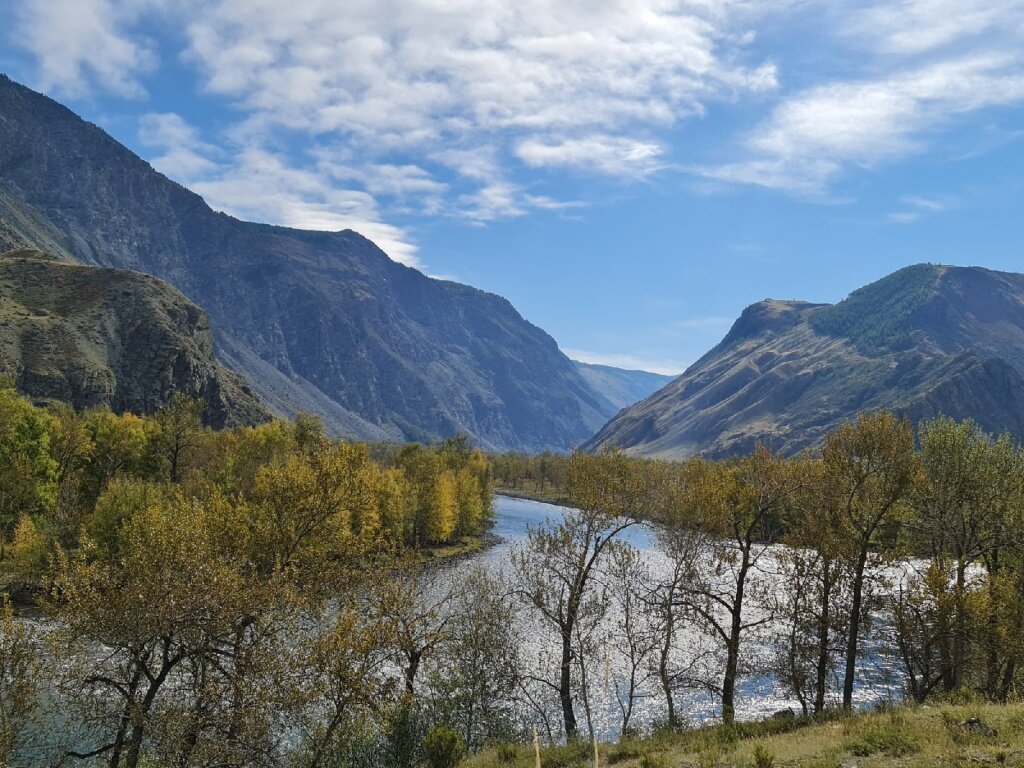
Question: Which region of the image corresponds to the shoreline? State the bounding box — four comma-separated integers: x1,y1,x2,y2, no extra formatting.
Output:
493,487,574,507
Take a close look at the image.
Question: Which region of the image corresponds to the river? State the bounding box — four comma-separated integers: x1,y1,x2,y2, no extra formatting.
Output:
447,494,906,737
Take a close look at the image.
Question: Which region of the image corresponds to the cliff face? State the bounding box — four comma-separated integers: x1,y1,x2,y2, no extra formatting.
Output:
586,265,1024,458
0,249,269,428
0,75,606,451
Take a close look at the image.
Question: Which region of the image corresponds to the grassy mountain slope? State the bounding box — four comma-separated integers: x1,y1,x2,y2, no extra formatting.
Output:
586,265,1024,458
0,248,269,427
0,74,607,452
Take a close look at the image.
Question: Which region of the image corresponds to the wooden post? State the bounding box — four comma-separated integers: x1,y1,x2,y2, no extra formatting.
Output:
593,731,599,768
533,726,542,768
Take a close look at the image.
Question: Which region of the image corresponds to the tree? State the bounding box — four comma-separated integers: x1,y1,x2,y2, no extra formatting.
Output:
373,563,461,699
52,495,260,768
607,542,658,735
649,515,705,729
148,394,205,483
776,462,851,715
823,411,919,709
0,599,43,764
427,566,520,751
675,446,810,724
0,386,56,548
511,451,658,740
291,595,395,767
80,408,149,507
428,471,459,544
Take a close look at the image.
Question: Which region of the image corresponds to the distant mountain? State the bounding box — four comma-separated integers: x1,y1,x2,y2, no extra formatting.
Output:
0,75,608,452
0,248,268,427
573,361,675,415
586,264,1024,458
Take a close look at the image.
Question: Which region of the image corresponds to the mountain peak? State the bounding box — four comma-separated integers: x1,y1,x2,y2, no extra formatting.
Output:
721,299,824,348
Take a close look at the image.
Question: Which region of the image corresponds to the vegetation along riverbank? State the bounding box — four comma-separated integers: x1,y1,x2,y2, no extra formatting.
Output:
3,381,1024,766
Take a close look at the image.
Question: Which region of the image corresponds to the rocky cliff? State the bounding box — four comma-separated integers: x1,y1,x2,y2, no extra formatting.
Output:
0,248,269,428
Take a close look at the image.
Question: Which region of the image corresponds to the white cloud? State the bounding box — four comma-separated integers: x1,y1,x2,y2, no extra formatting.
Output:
13,0,784,238
139,113,221,177
516,135,665,177
191,148,421,267
565,349,684,377
702,52,1024,193
13,0,159,97
888,193,959,223
846,0,1024,56
135,114,421,267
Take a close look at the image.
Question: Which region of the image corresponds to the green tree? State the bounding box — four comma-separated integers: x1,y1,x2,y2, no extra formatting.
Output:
824,411,919,709
0,387,56,548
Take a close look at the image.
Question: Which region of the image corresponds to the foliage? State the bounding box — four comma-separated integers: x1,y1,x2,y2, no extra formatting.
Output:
422,725,468,768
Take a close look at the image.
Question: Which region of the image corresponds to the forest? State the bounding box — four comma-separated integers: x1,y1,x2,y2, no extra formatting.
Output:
2,383,1024,768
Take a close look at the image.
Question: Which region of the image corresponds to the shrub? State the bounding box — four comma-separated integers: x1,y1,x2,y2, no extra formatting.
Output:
422,726,468,768
842,712,918,757
541,740,591,768
753,743,775,768
493,741,518,764
640,753,669,768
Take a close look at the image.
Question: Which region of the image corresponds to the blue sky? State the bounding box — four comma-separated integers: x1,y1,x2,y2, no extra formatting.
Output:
2,0,1023,375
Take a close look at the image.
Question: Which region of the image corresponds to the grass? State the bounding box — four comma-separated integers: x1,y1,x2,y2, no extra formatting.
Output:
466,703,1024,768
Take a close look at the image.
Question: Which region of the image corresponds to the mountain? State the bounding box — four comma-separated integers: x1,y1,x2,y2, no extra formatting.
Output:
573,361,675,414
586,264,1024,458
0,74,608,452
0,248,269,427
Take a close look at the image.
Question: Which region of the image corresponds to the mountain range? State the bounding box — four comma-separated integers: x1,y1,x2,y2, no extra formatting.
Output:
573,362,674,415
0,74,627,452
587,264,1024,457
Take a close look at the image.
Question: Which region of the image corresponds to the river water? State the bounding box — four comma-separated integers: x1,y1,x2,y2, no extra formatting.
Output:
447,495,906,738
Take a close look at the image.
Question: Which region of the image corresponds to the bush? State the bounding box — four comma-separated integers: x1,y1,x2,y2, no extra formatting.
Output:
640,753,669,768
422,726,468,768
842,712,918,757
492,741,518,764
541,740,591,768
753,743,775,768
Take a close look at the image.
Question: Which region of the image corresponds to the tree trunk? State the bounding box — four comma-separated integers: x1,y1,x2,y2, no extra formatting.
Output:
405,649,422,697
560,626,578,740
814,563,832,715
659,607,676,728
950,559,967,690
722,563,747,726
842,546,869,709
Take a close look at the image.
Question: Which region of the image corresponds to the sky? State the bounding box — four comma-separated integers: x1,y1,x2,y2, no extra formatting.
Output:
2,0,1023,375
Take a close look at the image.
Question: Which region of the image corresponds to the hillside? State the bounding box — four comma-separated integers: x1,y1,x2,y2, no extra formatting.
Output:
0,248,269,427
0,74,607,452
573,361,676,414
586,265,1024,458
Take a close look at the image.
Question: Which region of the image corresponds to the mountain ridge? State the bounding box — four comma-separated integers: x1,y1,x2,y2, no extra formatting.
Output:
572,361,675,415
0,74,607,452
586,264,1024,458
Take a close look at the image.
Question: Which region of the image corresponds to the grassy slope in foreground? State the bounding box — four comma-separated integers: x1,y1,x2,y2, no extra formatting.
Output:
467,704,1024,768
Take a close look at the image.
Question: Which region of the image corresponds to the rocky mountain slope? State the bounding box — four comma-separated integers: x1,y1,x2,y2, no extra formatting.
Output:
586,264,1024,458
0,248,269,427
0,74,607,452
573,361,674,414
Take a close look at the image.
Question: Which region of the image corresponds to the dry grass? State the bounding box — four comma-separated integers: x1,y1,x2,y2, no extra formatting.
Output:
466,704,1024,768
